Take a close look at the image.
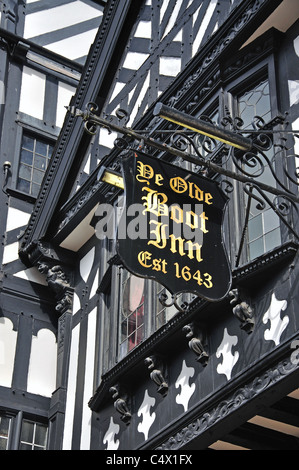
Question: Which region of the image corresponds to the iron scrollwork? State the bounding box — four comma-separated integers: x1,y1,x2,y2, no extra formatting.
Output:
69,102,299,257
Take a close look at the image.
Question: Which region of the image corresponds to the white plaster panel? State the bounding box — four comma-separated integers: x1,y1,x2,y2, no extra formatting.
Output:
135,21,152,38
103,417,120,450
19,66,45,120
6,207,30,232
0,317,17,388
62,323,80,449
263,293,289,346
80,308,97,449
175,360,196,412
293,117,299,156
27,329,57,397
294,35,299,57
0,80,4,105
123,52,149,70
162,0,184,39
80,247,95,283
72,292,81,315
24,1,101,38
2,242,19,265
56,81,75,128
137,390,156,440
193,0,217,56
90,270,99,299
216,328,239,381
288,80,299,106
14,267,48,286
46,29,98,61
159,57,181,77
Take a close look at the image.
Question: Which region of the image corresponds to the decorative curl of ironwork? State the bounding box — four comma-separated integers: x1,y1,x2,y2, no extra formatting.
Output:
68,103,299,245
158,291,189,313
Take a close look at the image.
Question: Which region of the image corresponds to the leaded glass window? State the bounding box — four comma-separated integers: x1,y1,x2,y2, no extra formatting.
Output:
237,78,281,260
17,133,53,197
119,271,145,358
0,415,11,450
19,420,48,451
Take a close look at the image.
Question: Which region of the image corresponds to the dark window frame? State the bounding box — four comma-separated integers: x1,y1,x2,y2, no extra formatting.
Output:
0,409,48,451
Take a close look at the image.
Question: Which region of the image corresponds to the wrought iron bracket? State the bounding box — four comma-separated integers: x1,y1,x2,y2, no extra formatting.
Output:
68,104,299,200
67,103,299,248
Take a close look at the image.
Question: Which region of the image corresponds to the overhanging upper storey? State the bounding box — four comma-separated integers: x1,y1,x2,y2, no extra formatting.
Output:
19,0,298,266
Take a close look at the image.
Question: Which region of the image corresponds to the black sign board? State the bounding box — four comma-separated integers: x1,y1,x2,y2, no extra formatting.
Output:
116,151,231,301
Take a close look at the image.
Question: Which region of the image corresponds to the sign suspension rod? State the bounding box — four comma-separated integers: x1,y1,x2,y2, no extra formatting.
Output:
67,105,299,204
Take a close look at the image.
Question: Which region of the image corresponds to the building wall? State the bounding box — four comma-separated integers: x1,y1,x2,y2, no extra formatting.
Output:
57,2,299,450
0,0,104,450
1,0,299,451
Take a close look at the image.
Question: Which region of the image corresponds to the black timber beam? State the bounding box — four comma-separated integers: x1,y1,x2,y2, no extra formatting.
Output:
223,422,299,450
19,0,143,261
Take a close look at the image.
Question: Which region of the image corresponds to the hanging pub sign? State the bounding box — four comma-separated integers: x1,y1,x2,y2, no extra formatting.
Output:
116,151,231,301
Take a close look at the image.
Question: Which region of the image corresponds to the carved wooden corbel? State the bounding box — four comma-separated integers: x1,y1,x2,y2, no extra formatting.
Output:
229,288,255,334
109,384,131,425
182,322,209,366
37,262,72,315
144,355,168,397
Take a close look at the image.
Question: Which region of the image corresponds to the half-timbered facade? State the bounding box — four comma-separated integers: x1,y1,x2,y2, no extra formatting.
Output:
1,0,299,451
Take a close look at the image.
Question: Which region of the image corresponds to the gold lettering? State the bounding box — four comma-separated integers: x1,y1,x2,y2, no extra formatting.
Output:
189,182,203,202
205,193,213,205
152,258,168,273
136,161,154,185
200,212,209,233
142,187,168,216
170,176,188,193
148,221,168,249
185,240,203,262
170,205,184,224
155,173,164,186
138,251,152,268
169,234,185,257
185,210,198,229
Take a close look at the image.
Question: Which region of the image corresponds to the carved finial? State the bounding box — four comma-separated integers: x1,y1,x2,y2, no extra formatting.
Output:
229,288,255,334
144,355,168,397
182,323,209,366
109,385,131,425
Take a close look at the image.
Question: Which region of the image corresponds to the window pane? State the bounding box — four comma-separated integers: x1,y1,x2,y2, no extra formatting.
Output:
22,135,34,151
17,178,30,193
19,442,32,450
20,420,48,450
265,228,281,252
34,155,47,170
0,417,10,438
35,141,48,156
18,133,54,196
20,149,33,165
31,183,40,198
0,415,11,450
21,420,34,443
34,424,47,447
248,216,263,242
19,163,32,180
120,271,145,356
249,238,264,260
32,169,44,184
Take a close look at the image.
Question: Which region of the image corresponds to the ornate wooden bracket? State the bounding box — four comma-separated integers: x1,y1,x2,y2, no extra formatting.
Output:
229,288,255,334
109,384,131,425
182,322,209,366
144,355,168,397
20,240,74,315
